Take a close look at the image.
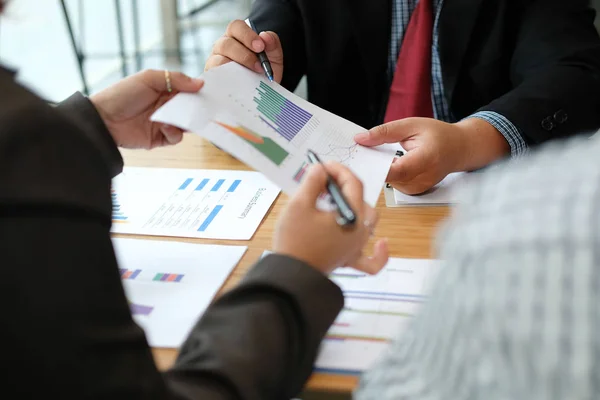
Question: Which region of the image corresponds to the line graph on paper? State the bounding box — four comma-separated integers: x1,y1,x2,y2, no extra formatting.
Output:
318,143,359,164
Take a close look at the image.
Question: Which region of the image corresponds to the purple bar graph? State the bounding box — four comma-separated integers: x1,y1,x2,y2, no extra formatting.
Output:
130,303,154,316
253,81,312,142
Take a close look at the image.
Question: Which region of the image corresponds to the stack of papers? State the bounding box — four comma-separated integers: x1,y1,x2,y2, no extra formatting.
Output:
111,167,280,240
151,63,395,207
112,238,247,347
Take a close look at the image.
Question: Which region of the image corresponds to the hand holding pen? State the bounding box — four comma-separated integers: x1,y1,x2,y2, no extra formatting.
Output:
274,159,389,274
246,19,274,81
306,150,358,227
205,19,284,83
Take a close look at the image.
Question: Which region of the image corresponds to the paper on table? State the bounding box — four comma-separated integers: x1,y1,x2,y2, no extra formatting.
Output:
316,258,442,374
261,251,443,374
112,238,247,347
151,63,396,207
111,167,279,240
392,172,469,205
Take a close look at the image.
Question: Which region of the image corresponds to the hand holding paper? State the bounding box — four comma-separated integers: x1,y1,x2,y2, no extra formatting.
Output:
151,63,395,206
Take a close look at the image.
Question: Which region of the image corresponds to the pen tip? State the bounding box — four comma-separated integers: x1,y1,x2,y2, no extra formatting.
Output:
268,76,274,82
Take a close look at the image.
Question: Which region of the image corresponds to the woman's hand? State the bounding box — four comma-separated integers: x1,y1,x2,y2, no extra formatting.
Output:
90,70,204,149
274,162,389,275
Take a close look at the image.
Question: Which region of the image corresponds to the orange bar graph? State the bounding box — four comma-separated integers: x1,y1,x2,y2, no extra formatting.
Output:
214,121,264,144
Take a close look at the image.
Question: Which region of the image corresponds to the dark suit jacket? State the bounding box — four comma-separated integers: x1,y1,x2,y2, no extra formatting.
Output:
250,0,600,145
0,66,343,399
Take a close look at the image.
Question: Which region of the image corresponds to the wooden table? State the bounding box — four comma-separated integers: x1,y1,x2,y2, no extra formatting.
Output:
118,134,450,396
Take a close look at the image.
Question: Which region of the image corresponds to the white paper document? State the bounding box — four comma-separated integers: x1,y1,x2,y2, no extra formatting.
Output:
151,63,395,207
111,167,279,240
392,172,470,205
112,238,247,347
261,251,442,375
315,258,442,375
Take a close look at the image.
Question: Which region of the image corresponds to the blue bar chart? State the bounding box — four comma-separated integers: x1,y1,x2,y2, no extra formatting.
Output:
227,180,241,192
210,179,225,192
178,178,193,190
110,168,280,240
195,179,210,191
111,188,129,223
198,205,223,232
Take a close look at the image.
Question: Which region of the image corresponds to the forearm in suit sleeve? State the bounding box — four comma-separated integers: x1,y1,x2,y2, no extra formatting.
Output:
479,0,600,144
1,96,343,399
169,254,344,400
249,0,307,91
57,92,124,178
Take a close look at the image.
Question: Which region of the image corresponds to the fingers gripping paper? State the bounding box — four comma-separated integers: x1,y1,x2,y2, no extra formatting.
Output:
151,63,395,207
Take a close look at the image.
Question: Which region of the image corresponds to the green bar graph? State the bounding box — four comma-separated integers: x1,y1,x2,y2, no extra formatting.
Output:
254,81,312,141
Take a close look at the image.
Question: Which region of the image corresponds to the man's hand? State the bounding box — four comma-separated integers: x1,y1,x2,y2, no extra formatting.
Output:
354,118,510,195
205,19,284,83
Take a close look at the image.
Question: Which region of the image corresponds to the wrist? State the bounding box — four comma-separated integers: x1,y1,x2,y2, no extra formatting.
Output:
273,249,334,276
453,118,510,171
89,96,120,146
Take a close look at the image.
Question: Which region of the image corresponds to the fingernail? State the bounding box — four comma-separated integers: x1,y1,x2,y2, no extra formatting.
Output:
252,39,264,52
254,61,263,72
354,132,369,141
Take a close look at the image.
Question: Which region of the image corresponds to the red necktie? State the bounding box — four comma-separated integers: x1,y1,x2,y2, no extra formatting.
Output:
384,0,434,122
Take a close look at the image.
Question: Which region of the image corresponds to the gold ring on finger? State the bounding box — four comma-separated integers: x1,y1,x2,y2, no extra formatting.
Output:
165,70,172,93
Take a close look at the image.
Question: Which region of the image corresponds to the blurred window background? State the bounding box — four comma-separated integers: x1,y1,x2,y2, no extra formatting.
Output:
1,0,598,103
0,0,252,102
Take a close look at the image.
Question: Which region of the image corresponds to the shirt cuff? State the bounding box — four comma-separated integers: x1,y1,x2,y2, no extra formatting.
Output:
467,111,528,157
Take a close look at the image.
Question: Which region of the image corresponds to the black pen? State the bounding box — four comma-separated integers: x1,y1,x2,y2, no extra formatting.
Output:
306,150,357,227
246,18,274,82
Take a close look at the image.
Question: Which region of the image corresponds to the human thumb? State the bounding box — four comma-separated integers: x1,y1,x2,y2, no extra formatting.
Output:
355,120,417,147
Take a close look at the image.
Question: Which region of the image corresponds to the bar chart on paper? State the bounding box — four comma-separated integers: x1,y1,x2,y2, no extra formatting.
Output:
293,162,309,182
314,258,443,375
110,167,280,240
150,62,397,207
130,302,154,316
113,238,247,347
259,251,442,374
120,268,141,280
120,268,185,284
153,273,184,282
254,81,313,142
214,121,289,165
111,189,129,223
